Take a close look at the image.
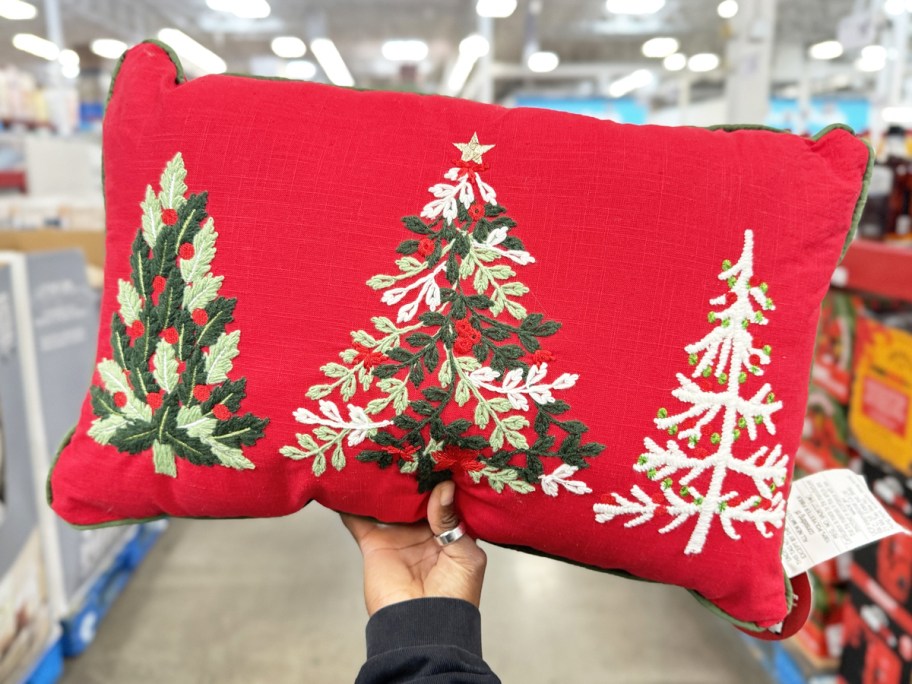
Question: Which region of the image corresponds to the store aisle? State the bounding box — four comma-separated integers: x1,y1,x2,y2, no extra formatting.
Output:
59,505,771,684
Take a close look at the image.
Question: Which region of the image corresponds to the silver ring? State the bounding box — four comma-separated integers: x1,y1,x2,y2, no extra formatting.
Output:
435,523,466,547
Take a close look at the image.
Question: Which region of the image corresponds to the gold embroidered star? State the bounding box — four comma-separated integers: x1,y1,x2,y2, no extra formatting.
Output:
454,133,495,164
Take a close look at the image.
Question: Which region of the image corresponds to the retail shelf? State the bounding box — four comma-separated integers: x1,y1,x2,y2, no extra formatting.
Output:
832,239,912,303
0,170,26,191
60,521,167,657
18,632,64,684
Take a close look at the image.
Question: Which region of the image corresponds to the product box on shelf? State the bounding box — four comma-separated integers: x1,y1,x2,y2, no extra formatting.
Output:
840,569,912,684
859,447,912,518
849,315,912,475
794,569,847,661
0,249,135,628
812,292,858,404
797,383,852,474
0,262,54,682
852,501,912,618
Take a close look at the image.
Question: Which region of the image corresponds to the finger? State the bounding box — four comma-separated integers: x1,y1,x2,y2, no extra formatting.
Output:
427,481,478,557
429,481,460,534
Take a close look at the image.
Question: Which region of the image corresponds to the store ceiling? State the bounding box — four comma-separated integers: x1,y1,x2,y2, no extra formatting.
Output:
0,0,866,96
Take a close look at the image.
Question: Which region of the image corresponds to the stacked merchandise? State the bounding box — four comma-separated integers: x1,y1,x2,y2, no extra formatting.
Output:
784,292,860,677
0,262,63,684
838,308,912,684
0,248,161,667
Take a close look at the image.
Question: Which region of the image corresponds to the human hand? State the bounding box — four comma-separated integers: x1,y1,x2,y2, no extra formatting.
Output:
341,481,487,616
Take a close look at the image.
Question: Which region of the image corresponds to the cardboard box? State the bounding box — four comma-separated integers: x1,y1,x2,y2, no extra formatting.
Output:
812,292,859,404
841,566,912,684
0,229,104,269
794,569,847,660
0,250,132,622
853,503,912,617
849,316,912,475
857,443,912,519
0,262,53,680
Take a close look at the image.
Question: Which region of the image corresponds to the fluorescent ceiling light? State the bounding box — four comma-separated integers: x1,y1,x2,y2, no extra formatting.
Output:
884,0,912,16
157,28,226,74
856,44,887,72
883,106,912,124
608,68,653,97
382,39,429,62
606,0,664,15
527,50,559,73
61,63,79,79
0,0,36,20
58,48,79,68
206,0,270,19
12,33,58,61
459,34,490,58
642,37,678,58
717,0,738,18
446,35,490,96
271,36,306,59
476,0,517,17
285,60,316,80
91,38,127,59
311,38,354,87
663,53,687,71
808,40,843,60
688,52,720,72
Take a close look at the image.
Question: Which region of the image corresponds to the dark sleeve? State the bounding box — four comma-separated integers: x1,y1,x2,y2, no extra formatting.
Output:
355,597,501,684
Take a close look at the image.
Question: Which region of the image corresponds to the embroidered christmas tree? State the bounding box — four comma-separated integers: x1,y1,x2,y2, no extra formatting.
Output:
87,153,269,477
280,133,604,494
593,230,788,554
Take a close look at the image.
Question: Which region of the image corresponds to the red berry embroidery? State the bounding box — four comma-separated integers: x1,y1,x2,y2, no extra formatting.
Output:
113,391,127,408
468,203,485,220
127,320,145,339
162,208,178,225
177,360,186,374
192,309,208,326
146,391,163,410
417,238,434,257
179,243,195,260
152,275,167,294
212,404,231,420
531,349,555,365
162,327,179,345
193,385,211,403
454,338,474,355
352,342,385,369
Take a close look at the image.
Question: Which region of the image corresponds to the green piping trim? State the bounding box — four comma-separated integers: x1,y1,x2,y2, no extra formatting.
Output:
707,122,874,261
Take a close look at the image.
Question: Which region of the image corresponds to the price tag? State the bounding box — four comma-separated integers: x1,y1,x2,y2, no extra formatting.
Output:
782,470,908,578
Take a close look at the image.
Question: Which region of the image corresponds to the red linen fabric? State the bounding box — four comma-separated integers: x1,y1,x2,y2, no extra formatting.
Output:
49,42,871,630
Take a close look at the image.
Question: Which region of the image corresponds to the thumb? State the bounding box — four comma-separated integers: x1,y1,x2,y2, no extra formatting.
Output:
427,481,480,560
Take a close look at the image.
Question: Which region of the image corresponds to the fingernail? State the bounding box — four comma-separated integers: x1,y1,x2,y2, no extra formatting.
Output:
440,481,454,507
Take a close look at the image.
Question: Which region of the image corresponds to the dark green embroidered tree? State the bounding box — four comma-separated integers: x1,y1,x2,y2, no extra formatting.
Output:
281,134,604,495
88,153,269,477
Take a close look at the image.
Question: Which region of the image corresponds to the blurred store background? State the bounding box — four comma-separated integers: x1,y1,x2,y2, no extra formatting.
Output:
0,1,911,683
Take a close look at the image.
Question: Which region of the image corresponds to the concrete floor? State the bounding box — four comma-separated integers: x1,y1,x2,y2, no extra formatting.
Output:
60,505,773,684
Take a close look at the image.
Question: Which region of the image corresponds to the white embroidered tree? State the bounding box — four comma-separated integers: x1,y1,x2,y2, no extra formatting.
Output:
593,230,788,554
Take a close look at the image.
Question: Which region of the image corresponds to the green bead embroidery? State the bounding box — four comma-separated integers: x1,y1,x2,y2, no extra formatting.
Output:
657,407,668,418
710,432,721,445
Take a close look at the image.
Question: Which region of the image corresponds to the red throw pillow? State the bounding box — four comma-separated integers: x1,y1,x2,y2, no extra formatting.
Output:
49,41,872,634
